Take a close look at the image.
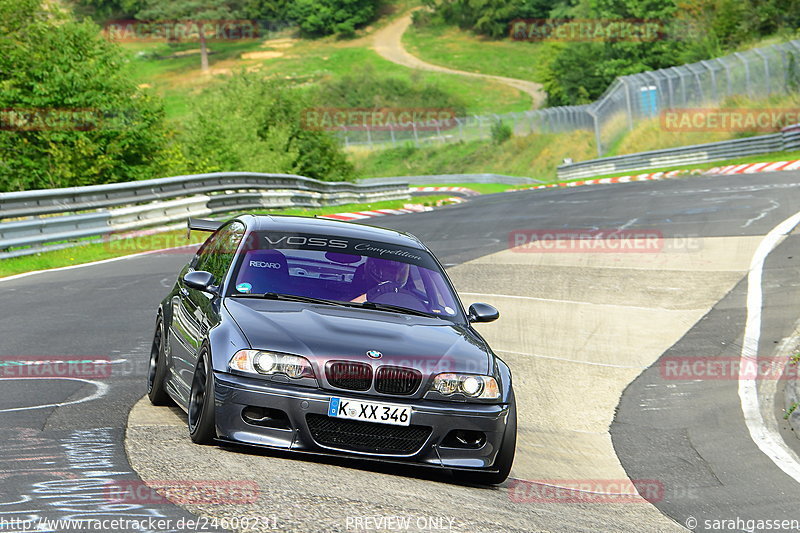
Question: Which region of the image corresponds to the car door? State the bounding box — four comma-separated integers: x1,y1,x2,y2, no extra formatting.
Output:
170,222,244,405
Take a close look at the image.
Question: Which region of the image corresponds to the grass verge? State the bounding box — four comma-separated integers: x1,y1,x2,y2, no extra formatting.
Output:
352,130,597,180
551,150,800,185
124,30,531,123
412,183,520,194
402,22,552,84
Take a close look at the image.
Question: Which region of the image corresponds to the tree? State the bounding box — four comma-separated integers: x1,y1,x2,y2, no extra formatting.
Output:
420,0,571,38
0,0,181,191
542,0,687,104
182,73,355,181
240,0,291,22
136,0,245,71
72,0,145,22
287,0,378,37
675,0,800,62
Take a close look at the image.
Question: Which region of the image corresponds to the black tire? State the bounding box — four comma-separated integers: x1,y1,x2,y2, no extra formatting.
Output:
147,317,172,406
455,394,517,485
188,348,217,444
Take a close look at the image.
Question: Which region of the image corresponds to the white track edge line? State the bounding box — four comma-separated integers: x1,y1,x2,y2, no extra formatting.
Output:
738,210,800,482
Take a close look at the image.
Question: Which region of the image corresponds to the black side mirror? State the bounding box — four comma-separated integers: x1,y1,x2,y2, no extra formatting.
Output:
183,270,216,294
468,303,499,323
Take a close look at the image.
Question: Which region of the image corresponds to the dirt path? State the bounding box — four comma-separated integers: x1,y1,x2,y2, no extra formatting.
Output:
372,13,546,109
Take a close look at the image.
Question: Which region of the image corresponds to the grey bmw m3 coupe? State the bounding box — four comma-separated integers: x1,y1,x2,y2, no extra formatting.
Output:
148,214,516,484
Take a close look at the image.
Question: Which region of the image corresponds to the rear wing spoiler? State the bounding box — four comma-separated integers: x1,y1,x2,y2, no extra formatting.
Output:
187,218,223,237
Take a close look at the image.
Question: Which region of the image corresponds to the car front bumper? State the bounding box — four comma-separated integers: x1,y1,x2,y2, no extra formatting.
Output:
213,372,511,471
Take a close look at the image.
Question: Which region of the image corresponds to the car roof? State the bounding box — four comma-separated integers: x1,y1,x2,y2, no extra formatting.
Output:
239,214,426,249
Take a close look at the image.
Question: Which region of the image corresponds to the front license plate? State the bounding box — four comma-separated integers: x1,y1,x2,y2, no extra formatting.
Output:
328,397,412,426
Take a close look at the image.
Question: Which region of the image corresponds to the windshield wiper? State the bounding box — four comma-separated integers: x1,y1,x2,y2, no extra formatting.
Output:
232,292,446,319
355,301,443,319
231,292,347,307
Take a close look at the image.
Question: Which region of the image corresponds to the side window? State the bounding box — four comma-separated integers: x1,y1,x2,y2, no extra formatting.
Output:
193,232,221,271
194,222,245,284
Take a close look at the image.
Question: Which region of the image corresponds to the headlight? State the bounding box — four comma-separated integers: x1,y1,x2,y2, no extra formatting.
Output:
229,350,315,379
431,373,500,400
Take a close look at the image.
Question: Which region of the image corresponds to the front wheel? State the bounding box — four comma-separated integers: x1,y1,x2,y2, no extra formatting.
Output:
188,349,216,444
455,394,517,485
147,317,171,406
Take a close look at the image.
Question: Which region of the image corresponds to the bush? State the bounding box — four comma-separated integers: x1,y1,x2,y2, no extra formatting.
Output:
420,0,554,38
288,0,379,37
0,0,180,192
490,120,513,145
181,73,355,181
314,65,468,114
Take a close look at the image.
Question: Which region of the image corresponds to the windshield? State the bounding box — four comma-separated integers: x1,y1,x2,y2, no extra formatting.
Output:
229,231,463,321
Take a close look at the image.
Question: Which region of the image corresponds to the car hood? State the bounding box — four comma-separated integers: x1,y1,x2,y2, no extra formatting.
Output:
224,298,491,375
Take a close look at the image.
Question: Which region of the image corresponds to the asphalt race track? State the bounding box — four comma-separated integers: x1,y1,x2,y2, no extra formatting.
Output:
4,171,800,532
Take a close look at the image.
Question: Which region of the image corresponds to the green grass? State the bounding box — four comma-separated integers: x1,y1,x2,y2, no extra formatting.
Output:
353,119,800,186
412,183,519,194
0,195,450,278
605,93,800,158
123,28,531,123
0,230,207,278
402,22,553,84
125,39,271,120
255,46,530,113
249,194,450,216
352,129,597,181
555,150,800,184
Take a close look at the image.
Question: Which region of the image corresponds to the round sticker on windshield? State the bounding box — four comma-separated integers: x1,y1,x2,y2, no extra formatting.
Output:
444,306,455,315
236,282,252,294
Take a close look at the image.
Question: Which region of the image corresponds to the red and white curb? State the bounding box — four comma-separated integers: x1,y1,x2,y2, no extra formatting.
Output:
521,159,800,192
705,160,800,175
320,188,475,222
320,205,432,221
528,170,686,190
410,186,481,196
320,198,469,222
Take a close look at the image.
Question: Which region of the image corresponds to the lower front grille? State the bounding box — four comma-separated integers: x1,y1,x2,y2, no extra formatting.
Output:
306,414,431,454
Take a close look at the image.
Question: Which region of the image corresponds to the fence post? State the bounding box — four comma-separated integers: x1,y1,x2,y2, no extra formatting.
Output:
734,52,752,95
664,71,675,109
754,48,771,94
621,77,634,131
589,108,602,157
717,58,732,97
701,60,718,102
672,67,688,106
779,45,790,92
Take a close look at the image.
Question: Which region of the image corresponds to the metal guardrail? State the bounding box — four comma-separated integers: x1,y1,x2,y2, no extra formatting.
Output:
556,125,800,180
0,172,406,219
358,174,542,186
0,172,409,259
